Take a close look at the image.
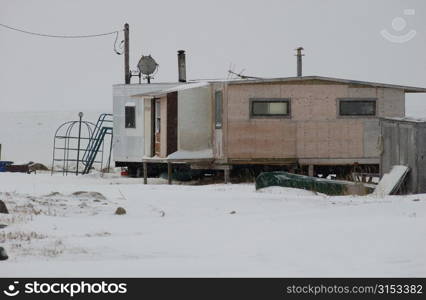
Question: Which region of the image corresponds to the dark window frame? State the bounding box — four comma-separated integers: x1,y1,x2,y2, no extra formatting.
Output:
249,98,291,118
125,105,136,128
338,98,377,117
215,90,223,129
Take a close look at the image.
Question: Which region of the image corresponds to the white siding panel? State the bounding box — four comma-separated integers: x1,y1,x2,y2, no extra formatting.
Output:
178,86,212,152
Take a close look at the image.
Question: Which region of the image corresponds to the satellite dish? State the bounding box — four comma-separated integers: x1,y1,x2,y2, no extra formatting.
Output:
137,55,158,76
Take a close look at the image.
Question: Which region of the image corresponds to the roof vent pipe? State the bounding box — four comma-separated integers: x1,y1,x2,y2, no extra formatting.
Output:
295,47,304,77
177,50,187,82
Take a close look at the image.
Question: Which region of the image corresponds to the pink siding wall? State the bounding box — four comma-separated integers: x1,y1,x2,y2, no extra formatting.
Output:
296,120,363,158
223,83,404,162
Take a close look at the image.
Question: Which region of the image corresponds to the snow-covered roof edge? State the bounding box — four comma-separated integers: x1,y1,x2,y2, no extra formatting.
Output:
381,117,426,123
131,82,210,98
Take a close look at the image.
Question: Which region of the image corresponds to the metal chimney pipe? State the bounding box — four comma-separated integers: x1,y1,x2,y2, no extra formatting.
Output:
177,50,187,82
295,47,304,77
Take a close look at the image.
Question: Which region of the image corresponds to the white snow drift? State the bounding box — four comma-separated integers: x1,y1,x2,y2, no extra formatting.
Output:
0,172,425,277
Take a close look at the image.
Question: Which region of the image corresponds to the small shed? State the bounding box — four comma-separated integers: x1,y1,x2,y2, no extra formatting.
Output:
380,117,426,194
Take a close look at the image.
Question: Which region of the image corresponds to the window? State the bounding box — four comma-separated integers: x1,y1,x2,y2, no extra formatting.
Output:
339,99,376,116
215,91,223,129
125,105,136,128
250,99,290,117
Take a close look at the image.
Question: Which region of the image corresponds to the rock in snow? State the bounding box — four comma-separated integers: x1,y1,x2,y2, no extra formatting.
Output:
115,207,126,215
0,247,8,261
72,191,106,201
0,200,8,214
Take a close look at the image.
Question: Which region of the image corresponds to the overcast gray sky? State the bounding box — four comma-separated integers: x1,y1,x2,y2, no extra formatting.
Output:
1,0,425,114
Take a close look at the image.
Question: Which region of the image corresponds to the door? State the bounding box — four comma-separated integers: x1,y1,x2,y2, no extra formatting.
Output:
154,99,161,156
166,92,178,155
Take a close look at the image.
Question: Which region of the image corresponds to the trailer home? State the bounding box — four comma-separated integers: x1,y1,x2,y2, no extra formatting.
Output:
113,52,426,181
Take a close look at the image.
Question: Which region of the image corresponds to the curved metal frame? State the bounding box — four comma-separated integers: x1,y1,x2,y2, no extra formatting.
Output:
51,120,96,175
51,113,113,176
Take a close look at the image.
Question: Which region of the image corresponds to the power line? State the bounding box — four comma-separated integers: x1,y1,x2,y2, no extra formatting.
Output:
0,22,120,39
0,22,124,54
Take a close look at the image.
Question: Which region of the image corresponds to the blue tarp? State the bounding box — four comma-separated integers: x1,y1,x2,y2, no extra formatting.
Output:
0,161,13,172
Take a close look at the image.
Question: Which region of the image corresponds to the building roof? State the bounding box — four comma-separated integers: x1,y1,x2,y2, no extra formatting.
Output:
121,76,426,95
131,82,209,98
223,76,426,93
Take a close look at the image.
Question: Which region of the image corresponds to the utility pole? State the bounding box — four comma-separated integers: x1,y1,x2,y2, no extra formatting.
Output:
124,23,130,84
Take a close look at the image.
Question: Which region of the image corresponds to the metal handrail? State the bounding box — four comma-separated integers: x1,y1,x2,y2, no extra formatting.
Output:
81,113,113,165
82,126,113,174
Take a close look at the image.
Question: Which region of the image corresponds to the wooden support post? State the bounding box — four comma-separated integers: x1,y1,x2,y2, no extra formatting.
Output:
224,168,230,184
308,165,314,177
167,162,172,185
143,162,147,185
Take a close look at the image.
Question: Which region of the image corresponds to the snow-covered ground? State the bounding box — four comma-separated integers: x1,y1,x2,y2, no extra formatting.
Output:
0,172,425,277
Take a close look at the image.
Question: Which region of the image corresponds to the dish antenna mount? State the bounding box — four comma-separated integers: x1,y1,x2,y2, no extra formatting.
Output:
137,55,159,83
